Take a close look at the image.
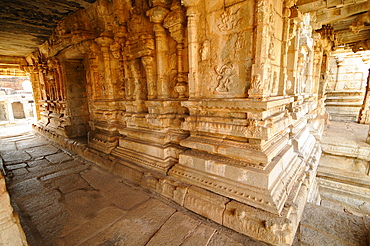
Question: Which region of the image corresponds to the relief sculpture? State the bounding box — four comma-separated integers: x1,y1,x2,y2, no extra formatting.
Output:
214,63,234,93
218,7,242,32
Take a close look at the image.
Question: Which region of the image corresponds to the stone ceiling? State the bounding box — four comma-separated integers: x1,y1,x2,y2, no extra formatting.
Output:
0,0,369,58
0,0,97,57
297,0,370,49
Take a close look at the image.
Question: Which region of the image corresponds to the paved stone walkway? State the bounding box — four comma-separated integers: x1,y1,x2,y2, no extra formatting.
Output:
0,127,267,246
1,125,369,246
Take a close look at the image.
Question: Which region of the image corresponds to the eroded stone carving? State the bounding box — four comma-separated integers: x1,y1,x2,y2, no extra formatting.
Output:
350,11,370,35
218,7,242,32
352,39,370,53
214,63,234,93
249,74,263,95
200,40,210,61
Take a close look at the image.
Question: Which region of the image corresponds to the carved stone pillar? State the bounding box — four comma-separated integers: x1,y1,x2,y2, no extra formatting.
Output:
87,43,101,101
286,18,299,96
5,100,14,122
96,34,114,100
111,1,189,175
182,0,200,98
47,58,65,101
147,6,169,99
164,0,187,98
110,42,126,100
334,57,344,91
141,55,157,99
124,54,135,101
23,65,42,121
248,0,273,99
278,2,295,96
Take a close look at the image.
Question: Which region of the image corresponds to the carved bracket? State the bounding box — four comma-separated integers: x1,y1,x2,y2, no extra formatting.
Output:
350,11,370,35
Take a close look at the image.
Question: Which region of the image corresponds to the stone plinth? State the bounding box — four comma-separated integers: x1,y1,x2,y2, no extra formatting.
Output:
110,100,189,174
319,121,370,216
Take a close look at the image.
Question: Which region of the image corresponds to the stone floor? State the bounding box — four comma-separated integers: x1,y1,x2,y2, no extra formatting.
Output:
0,124,369,246
0,125,268,246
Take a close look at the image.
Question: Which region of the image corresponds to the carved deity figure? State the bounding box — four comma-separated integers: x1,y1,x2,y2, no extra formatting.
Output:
214,64,234,92
200,40,210,61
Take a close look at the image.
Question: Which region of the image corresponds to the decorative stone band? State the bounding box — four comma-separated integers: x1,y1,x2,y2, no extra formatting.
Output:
170,144,305,215
180,133,289,166
181,97,294,117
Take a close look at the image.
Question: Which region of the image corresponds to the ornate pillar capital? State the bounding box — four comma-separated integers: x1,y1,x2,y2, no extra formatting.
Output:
21,65,37,74
146,6,170,24
95,35,114,50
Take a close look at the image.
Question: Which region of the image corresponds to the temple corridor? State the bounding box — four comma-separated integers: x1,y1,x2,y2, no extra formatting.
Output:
2,0,370,245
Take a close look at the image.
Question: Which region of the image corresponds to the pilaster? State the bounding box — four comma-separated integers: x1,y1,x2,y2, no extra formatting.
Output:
5,100,14,122
111,0,189,174
147,6,169,99
182,0,200,98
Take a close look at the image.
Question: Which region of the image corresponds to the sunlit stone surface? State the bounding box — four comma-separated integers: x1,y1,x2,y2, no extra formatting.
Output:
1,0,370,245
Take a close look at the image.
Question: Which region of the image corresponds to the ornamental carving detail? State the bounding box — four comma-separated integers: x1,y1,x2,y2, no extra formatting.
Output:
218,8,242,32
214,63,234,93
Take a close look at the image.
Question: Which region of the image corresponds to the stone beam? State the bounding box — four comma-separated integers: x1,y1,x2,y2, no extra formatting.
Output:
315,1,370,25
337,29,370,45
0,55,27,66
0,56,28,76
296,0,326,13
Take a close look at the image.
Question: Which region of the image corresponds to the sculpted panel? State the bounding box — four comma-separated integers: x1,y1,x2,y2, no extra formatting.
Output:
197,1,254,98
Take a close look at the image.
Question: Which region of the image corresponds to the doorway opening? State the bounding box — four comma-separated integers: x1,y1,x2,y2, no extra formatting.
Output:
0,75,36,126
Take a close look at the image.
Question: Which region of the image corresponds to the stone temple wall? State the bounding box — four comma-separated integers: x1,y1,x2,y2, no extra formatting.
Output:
325,49,370,122
24,0,332,244
0,162,28,245
0,77,29,91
